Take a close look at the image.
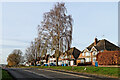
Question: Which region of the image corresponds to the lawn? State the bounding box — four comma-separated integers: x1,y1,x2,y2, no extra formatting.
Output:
20,66,120,78
1,69,13,80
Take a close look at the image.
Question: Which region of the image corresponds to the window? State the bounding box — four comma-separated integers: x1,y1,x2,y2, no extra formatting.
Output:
82,52,84,56
93,57,96,62
85,58,91,62
93,51,97,55
89,58,91,61
93,52,96,55
86,52,90,56
81,60,84,63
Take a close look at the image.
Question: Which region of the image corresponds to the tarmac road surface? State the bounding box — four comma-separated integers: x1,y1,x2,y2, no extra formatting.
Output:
4,68,120,80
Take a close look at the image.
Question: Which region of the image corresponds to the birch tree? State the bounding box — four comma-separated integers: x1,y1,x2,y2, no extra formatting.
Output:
39,2,73,66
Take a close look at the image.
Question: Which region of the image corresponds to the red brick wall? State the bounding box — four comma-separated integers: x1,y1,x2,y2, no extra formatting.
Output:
97,51,120,65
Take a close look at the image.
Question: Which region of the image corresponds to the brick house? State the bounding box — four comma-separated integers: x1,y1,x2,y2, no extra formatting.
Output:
77,38,120,65
59,47,81,66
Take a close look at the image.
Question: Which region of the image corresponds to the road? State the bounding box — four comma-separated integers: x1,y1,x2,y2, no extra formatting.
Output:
5,68,119,80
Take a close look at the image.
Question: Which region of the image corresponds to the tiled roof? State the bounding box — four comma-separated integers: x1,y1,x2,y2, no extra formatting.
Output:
86,39,120,51
67,47,81,59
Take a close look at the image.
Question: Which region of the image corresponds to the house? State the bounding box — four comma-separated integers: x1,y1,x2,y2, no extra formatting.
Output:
40,55,46,64
47,50,65,66
58,53,65,66
36,57,41,65
58,52,70,66
77,38,120,65
48,52,66,66
48,54,56,65
41,54,50,65
59,47,81,66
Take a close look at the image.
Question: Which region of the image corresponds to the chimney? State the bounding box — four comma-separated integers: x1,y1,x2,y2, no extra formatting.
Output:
94,38,98,46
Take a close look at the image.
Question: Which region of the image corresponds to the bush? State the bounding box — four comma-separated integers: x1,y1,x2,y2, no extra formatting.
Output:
97,51,120,65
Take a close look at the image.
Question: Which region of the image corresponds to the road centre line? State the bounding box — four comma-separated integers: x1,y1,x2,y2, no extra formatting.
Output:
38,69,93,79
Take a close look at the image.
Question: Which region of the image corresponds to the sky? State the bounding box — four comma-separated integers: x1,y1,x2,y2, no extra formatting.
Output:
0,2,118,64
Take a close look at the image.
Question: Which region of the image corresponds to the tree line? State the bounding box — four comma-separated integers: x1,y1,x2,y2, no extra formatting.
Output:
7,2,73,66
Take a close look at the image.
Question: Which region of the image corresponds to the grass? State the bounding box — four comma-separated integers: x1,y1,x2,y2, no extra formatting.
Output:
19,66,120,78
1,69,13,80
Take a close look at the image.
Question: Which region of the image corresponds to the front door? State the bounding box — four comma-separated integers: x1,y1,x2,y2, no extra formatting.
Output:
70,61,74,66
74,60,76,65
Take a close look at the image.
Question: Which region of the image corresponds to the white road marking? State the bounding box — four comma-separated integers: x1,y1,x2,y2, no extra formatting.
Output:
38,69,92,79
24,70,54,78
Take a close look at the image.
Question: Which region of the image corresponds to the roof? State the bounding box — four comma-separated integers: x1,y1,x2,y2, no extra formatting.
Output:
85,39,120,51
67,47,81,59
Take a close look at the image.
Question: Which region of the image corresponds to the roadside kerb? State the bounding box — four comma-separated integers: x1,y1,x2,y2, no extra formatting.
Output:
38,68,120,80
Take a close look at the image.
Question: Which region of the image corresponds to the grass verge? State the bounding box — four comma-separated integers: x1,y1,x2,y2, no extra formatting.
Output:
19,66,119,78
2,69,13,80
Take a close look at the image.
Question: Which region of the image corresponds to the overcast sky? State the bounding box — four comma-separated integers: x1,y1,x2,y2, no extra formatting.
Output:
0,2,118,64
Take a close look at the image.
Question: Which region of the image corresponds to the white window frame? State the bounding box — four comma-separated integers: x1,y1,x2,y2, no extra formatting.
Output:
86,52,90,56
85,58,91,62
81,59,84,63
93,57,96,62
82,52,84,56
89,58,91,61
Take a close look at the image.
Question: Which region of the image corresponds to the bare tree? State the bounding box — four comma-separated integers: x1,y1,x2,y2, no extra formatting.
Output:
25,47,34,63
39,2,73,66
25,2,73,66
25,41,37,65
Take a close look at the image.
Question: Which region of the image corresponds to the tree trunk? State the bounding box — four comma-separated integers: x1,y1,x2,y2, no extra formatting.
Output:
56,57,59,66
56,33,60,66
